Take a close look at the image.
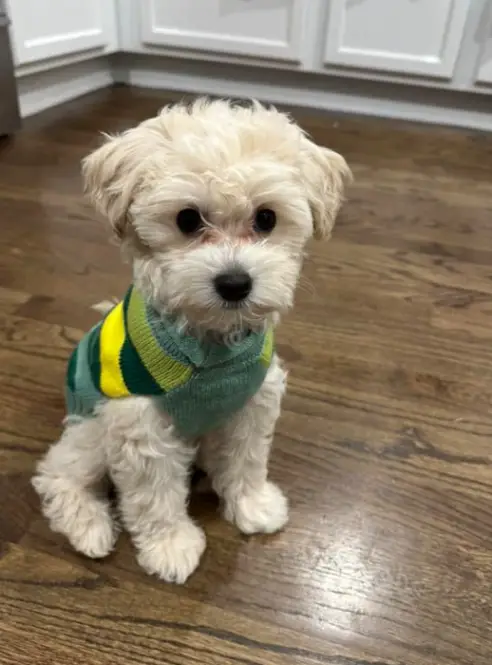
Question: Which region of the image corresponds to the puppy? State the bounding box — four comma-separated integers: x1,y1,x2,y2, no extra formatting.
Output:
32,99,351,584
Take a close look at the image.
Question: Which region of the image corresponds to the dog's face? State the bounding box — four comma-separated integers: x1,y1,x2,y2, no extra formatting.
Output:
82,100,351,333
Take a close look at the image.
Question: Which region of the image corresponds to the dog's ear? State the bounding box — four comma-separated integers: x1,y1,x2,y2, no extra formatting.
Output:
81,130,149,239
299,138,352,240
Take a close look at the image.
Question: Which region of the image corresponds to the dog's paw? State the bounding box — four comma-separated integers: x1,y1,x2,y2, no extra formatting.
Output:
68,507,117,559
224,481,289,535
137,520,206,584
32,475,117,559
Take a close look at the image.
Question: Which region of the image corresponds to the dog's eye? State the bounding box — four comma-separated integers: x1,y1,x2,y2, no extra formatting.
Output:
176,208,203,235
254,208,276,233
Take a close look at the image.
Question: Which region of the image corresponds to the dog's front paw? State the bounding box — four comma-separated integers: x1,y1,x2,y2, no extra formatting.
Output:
32,475,117,559
224,481,289,535
136,520,206,584
67,508,117,559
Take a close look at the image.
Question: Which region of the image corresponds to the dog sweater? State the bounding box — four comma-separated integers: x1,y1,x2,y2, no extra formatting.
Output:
65,285,273,438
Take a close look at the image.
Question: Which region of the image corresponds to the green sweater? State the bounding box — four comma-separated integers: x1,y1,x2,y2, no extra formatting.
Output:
65,286,273,438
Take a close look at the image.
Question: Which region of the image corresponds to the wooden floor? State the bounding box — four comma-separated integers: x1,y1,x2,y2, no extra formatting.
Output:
1,87,492,665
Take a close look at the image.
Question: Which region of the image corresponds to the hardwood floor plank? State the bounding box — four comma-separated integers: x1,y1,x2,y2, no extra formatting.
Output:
1,87,492,664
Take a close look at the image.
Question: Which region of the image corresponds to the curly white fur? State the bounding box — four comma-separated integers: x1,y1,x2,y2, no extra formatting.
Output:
32,98,351,583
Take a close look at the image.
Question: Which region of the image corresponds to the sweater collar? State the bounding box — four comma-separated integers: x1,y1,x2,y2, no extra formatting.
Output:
128,286,267,369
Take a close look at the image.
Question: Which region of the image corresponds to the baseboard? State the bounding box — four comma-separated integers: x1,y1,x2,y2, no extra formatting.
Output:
17,52,492,133
115,53,492,133
17,57,113,119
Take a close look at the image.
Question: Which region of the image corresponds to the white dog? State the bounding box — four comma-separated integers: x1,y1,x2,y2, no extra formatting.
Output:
32,99,351,584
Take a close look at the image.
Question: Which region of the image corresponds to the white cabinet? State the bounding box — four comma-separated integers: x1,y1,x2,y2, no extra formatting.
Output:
477,44,492,84
477,50,492,85
140,0,307,63
8,0,492,127
476,6,492,85
323,0,471,79
7,0,118,67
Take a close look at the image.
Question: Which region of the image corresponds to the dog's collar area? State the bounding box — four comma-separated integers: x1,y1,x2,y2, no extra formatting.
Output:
206,327,252,346
129,286,270,369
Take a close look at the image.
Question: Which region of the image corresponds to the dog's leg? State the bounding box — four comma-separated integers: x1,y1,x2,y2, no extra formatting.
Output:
32,417,117,558
103,397,205,584
201,356,289,535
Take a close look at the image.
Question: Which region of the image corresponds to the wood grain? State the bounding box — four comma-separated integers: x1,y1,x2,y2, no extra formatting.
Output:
1,86,492,664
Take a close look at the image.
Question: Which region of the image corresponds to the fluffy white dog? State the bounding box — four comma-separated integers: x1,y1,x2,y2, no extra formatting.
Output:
32,99,351,584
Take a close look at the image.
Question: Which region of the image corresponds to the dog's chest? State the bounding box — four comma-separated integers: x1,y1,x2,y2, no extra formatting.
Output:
155,355,269,439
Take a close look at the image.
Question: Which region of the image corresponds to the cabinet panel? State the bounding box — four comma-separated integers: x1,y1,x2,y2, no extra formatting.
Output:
7,0,117,66
140,0,307,63
477,46,492,84
323,0,471,78
476,4,492,84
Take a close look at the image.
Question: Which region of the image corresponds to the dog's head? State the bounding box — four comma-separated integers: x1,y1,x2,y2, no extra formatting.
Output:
82,99,351,333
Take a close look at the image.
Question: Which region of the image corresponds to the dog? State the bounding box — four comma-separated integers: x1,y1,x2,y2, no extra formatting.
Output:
32,99,351,584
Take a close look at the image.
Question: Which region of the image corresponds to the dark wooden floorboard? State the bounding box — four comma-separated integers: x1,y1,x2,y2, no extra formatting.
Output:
1,86,492,664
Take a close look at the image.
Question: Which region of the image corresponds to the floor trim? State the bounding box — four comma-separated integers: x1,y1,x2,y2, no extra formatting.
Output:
17,58,113,119
16,52,492,133
119,54,492,133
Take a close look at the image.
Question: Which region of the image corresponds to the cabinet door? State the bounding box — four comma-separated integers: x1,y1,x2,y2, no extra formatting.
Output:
140,0,307,63
323,0,471,79
477,50,492,84
7,0,117,66
476,4,492,84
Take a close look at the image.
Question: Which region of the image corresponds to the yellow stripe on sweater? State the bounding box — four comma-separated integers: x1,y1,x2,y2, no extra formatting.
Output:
127,288,192,391
99,302,130,398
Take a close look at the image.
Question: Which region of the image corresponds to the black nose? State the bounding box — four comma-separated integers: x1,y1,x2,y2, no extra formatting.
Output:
214,270,252,302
